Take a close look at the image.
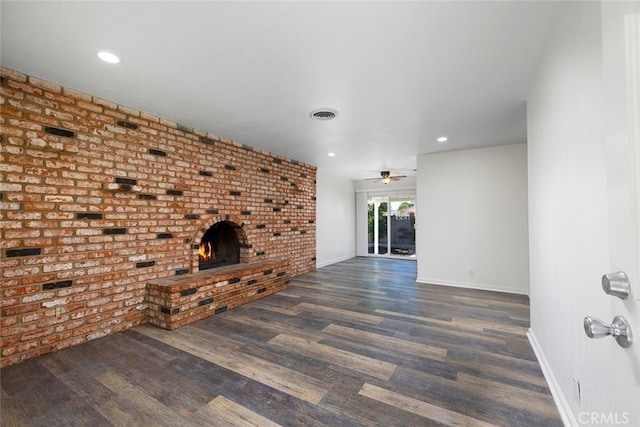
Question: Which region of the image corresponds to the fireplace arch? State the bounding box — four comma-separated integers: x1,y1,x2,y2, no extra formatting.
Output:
199,221,240,270
192,217,250,272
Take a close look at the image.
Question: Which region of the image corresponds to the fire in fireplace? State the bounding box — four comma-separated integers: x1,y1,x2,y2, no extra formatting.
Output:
199,221,241,270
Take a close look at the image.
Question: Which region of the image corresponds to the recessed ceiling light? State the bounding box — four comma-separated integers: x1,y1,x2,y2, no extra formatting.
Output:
310,109,338,120
98,51,120,64
437,136,448,143
328,152,336,157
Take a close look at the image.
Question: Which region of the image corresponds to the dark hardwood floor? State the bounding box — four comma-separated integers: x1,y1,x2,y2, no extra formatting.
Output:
1,257,562,426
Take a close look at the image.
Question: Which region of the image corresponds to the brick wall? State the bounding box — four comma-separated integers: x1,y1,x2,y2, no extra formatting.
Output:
0,67,317,367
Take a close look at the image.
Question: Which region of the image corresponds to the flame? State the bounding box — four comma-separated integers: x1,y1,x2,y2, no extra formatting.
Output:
199,241,216,262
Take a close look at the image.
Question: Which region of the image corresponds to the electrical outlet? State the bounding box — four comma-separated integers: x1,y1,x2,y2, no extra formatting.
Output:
55,306,62,317
573,375,582,406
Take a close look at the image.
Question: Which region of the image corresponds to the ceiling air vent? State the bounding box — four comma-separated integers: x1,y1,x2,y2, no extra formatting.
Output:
310,109,338,120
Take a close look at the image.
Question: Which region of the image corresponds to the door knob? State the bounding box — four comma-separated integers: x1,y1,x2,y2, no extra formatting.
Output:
584,316,633,348
602,271,631,299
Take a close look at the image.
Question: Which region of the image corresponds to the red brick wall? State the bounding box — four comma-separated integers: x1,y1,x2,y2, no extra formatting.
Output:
0,67,317,367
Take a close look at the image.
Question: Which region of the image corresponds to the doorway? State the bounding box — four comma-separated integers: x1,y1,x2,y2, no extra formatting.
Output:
367,195,416,258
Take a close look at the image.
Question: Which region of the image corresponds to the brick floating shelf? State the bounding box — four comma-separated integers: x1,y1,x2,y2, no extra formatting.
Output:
147,259,291,330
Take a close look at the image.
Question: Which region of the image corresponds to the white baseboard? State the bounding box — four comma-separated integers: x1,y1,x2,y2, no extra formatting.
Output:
415,277,528,296
527,328,577,427
316,254,355,269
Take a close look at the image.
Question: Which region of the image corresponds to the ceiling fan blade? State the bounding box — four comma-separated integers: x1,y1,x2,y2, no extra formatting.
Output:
363,171,407,181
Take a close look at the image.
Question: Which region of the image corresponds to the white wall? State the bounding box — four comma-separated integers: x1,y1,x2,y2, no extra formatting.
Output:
315,168,357,268
415,144,529,294
527,2,639,425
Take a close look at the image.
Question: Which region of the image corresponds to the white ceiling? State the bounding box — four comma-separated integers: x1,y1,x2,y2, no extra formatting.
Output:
0,1,562,180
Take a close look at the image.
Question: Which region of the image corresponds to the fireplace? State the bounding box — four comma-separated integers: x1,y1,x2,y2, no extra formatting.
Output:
0,68,318,367
199,221,241,270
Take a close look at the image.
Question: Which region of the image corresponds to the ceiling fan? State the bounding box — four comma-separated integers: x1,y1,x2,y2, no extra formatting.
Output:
365,171,407,184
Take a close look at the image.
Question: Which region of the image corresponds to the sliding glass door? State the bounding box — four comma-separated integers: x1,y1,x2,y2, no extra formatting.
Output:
367,195,415,258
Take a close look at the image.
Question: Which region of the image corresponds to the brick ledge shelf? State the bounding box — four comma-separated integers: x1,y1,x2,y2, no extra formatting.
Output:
147,259,291,330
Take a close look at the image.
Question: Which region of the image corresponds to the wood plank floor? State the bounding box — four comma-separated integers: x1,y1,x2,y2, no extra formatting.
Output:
1,257,562,426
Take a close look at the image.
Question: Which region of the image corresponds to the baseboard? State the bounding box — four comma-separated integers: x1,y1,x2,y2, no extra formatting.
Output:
527,328,577,427
415,277,528,296
316,254,355,269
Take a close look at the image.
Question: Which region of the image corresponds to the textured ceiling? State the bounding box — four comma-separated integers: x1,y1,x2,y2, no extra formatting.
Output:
0,1,562,180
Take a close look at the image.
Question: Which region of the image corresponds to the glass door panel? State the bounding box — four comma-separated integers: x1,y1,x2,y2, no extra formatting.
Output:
367,197,388,254
367,200,375,254
389,197,415,256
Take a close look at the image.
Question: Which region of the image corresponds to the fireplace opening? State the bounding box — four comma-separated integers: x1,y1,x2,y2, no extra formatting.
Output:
199,221,241,270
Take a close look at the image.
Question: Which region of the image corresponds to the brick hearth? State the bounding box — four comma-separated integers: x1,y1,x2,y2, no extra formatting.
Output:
0,67,317,367
147,259,291,330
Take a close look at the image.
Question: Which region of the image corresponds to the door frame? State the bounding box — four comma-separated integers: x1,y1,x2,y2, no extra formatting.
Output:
628,9,640,300
355,187,417,259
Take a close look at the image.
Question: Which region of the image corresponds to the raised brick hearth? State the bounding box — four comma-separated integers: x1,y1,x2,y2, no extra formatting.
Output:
0,67,317,367
148,259,290,330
